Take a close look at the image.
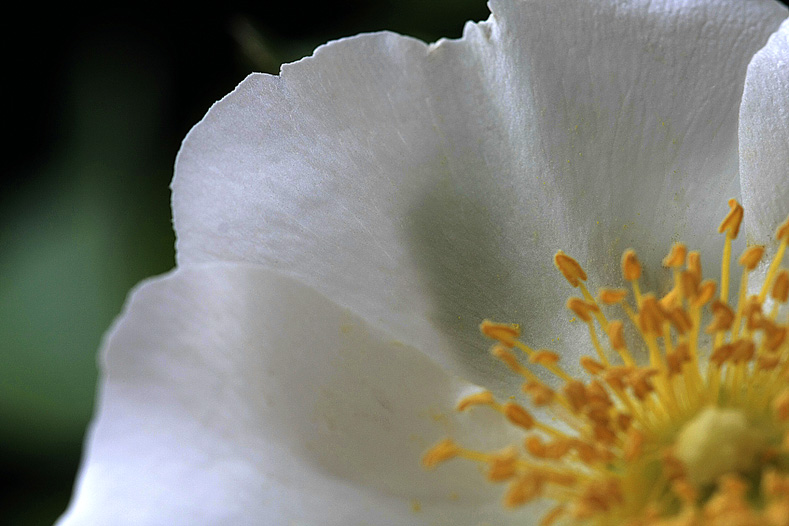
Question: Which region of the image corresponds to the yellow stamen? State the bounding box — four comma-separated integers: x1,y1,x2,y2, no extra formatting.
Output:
554,251,588,288
622,249,642,282
566,297,599,323
772,270,789,304
456,390,495,411
693,279,717,307
480,319,520,347
580,356,607,375
599,288,628,305
530,349,560,366
718,198,744,238
487,447,520,481
663,243,687,268
719,201,744,310
503,402,536,430
423,200,789,525
739,245,765,271
422,439,459,468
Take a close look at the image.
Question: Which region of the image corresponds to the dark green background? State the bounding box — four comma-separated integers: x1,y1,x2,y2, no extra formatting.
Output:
4,1,787,524
2,2,488,524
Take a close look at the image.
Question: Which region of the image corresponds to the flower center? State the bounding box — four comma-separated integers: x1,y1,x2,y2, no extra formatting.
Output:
423,199,789,525
675,406,766,487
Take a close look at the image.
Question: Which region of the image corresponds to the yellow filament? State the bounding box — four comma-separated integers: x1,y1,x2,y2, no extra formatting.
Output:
720,232,732,304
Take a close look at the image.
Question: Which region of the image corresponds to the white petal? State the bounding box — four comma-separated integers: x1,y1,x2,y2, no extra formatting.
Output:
173,0,786,387
740,18,789,247
59,264,536,526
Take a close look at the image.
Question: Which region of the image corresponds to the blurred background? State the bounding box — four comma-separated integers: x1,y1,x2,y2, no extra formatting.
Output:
4,1,789,524
2,1,488,524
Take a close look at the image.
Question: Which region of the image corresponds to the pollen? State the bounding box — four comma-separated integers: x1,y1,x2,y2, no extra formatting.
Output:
423,200,789,525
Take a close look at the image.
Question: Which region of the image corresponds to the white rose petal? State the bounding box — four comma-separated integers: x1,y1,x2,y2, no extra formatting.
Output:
173,0,786,390
62,0,789,524
59,264,536,526
740,18,789,246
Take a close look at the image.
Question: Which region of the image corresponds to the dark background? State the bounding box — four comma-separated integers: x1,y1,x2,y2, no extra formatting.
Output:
3,1,786,524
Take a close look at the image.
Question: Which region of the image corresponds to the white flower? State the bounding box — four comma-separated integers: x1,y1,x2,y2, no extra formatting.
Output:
59,1,789,525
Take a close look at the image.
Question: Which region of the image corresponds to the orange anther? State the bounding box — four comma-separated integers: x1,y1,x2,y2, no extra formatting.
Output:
543,439,572,460
630,380,654,401
522,381,555,406
680,270,700,299
659,288,680,310
666,351,683,375
491,345,523,372
718,198,744,238
629,368,658,400
687,251,702,280
422,439,459,468
666,307,693,334
567,297,599,323
563,380,587,412
525,435,546,457
456,391,494,412
772,270,789,303
487,447,519,482
607,320,627,350
586,380,612,406
616,413,633,432
580,356,606,375
553,251,588,288
706,300,735,334
504,474,543,508
692,280,716,307
765,325,787,352
586,405,611,426
621,249,642,281
777,215,789,243
757,354,781,371
743,296,764,331
738,245,765,271
730,339,755,363
638,295,665,336
603,366,633,392
572,440,598,464
480,320,520,347
542,470,579,488
503,402,536,430
710,343,734,367
663,243,687,268
530,350,560,366
674,342,691,362
598,288,628,305
593,424,617,446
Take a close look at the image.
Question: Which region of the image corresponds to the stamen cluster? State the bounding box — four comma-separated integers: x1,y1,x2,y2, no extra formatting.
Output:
424,200,789,525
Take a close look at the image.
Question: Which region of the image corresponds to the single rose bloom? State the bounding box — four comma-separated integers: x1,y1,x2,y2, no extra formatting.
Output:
59,0,789,524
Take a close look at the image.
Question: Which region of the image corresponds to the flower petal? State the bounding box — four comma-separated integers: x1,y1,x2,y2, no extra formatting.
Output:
740,18,789,248
173,0,786,387
59,264,532,526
